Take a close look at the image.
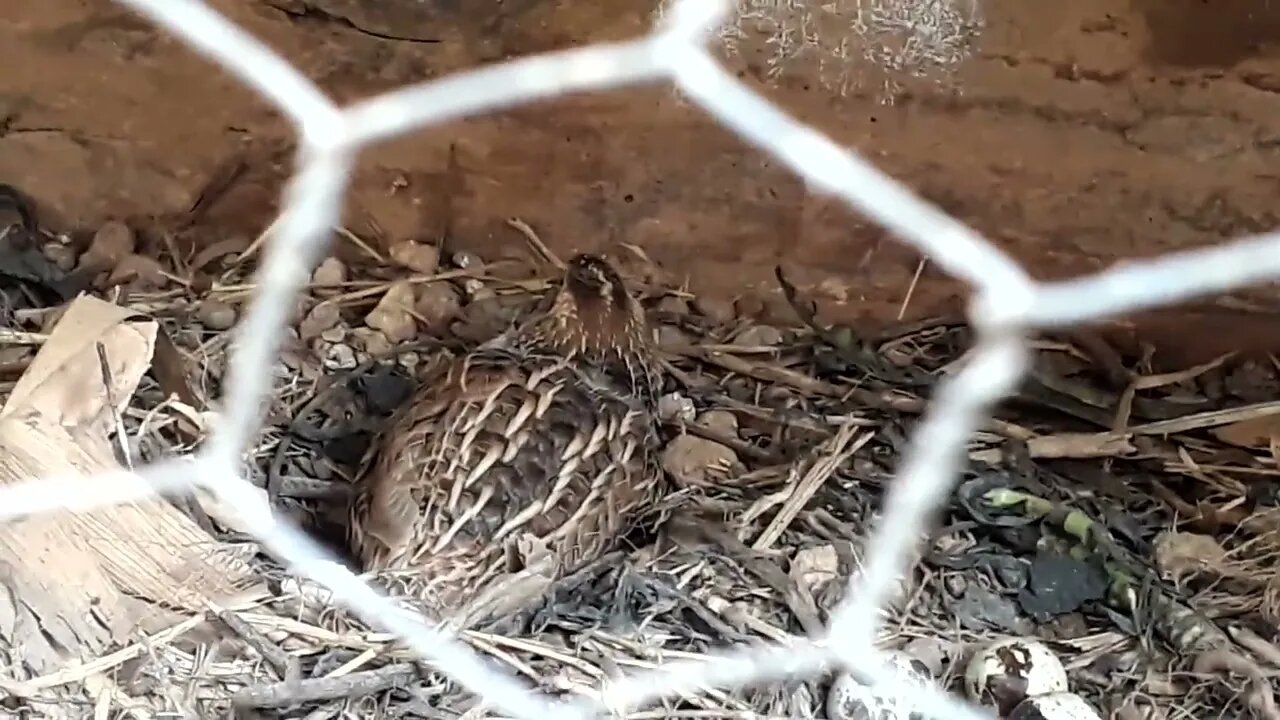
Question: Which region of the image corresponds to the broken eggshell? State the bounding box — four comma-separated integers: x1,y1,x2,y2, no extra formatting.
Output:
826,651,933,720
1008,692,1103,720
964,636,1068,717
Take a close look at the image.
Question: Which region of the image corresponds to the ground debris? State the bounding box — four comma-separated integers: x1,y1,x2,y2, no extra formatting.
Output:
4,224,1279,720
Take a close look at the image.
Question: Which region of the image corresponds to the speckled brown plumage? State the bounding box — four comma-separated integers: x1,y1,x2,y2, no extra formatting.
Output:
346,254,663,621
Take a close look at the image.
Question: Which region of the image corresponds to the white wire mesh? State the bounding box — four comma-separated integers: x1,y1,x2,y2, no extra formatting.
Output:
4,0,1280,717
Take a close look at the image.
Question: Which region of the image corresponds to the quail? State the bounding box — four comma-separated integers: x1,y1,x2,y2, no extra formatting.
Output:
347,253,664,624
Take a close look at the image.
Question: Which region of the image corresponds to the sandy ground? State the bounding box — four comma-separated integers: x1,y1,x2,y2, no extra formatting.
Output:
3,0,1280,364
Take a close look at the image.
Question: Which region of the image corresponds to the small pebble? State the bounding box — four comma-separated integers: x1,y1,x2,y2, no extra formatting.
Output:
661,434,743,487
452,251,482,269
415,281,462,334
42,242,77,272
389,240,441,275
351,327,394,357
81,220,135,270
323,342,358,371
816,276,850,303
197,300,237,330
462,278,488,300
734,295,765,318
455,296,520,342
734,324,784,347
656,296,690,314
319,326,346,343
398,351,420,372
365,281,417,343
299,301,341,341
311,257,347,297
697,409,739,436
693,296,735,325
106,254,166,289
656,324,692,347
657,392,696,424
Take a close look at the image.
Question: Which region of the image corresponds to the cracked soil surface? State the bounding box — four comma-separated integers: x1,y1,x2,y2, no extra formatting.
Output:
4,0,1280,364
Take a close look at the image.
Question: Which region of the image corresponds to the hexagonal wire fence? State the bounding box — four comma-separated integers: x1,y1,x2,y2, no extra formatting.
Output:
8,0,1280,718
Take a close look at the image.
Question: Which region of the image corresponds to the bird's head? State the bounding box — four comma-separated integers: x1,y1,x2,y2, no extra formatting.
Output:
523,253,658,399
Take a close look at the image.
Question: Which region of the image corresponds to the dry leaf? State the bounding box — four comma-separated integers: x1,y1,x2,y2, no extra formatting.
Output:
0,295,264,684
1,295,156,437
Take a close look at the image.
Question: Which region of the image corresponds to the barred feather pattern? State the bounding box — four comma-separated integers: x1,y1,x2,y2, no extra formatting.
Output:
346,254,663,620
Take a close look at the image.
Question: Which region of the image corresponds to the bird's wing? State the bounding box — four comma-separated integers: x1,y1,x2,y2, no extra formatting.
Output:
351,356,521,562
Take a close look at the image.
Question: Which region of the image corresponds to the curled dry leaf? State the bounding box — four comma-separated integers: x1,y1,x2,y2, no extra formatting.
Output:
389,239,440,275
299,301,341,341
661,433,744,488
2,294,156,436
311,256,347,297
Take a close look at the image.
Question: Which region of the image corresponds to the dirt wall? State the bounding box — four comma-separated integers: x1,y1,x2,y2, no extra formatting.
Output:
3,0,1280,365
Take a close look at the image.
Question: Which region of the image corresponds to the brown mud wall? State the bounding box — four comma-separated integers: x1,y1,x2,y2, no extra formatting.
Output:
3,0,1280,366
